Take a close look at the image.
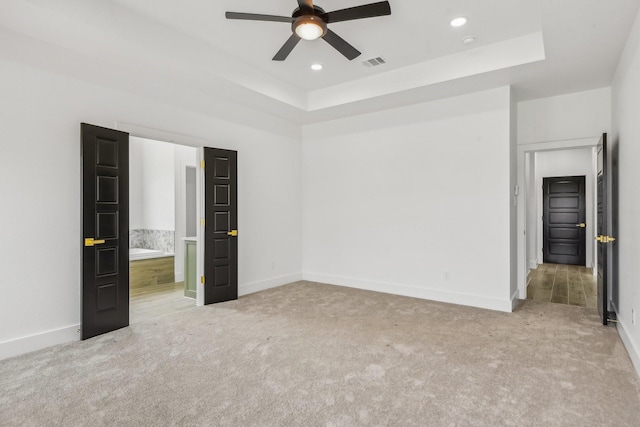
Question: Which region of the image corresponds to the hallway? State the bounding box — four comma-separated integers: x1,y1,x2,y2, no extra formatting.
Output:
526,263,597,308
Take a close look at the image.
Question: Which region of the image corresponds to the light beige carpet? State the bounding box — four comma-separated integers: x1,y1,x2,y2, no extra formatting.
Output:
1,281,639,426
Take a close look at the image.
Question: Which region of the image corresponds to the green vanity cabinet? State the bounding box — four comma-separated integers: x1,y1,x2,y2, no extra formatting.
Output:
184,239,197,299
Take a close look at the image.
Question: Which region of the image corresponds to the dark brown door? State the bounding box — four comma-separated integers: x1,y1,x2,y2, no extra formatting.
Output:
81,123,129,340
610,135,619,314
596,133,612,325
204,148,238,304
543,176,586,265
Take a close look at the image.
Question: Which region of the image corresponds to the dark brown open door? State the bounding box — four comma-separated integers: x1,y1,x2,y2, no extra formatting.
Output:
81,123,129,339
542,176,586,265
204,148,238,304
596,133,615,325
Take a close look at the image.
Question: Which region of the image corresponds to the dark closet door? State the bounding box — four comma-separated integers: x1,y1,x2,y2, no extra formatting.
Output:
203,148,238,304
543,176,586,266
596,133,615,325
81,123,129,340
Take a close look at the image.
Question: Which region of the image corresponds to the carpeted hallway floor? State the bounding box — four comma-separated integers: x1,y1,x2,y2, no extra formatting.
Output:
1,281,639,426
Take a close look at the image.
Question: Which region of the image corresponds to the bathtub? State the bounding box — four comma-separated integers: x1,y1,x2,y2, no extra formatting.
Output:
129,248,173,261
129,249,175,289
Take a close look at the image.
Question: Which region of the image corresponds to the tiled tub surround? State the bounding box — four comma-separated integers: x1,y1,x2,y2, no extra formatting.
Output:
129,229,144,249
129,229,175,254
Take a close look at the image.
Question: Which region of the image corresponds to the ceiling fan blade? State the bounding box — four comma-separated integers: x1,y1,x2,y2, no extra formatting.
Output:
297,0,315,12
225,12,293,23
321,1,391,23
273,34,301,61
322,29,361,60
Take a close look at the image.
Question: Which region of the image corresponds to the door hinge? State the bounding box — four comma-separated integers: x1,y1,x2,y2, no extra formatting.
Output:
201,276,205,284
200,160,205,169
201,217,205,226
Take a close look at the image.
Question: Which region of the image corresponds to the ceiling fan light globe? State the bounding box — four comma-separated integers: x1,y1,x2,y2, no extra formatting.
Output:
296,22,323,40
293,16,326,40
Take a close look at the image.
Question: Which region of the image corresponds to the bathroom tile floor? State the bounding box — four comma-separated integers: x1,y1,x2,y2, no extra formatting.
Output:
527,263,596,308
130,282,197,323
130,280,183,298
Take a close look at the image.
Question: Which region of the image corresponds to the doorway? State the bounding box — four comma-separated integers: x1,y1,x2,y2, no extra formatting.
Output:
128,136,199,323
516,140,599,300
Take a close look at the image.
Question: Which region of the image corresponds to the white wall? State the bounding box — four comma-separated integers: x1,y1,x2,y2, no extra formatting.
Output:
130,136,177,232
0,57,302,359
534,148,596,268
525,153,536,269
509,88,518,302
129,140,144,230
173,144,198,280
612,9,640,376
518,87,611,145
139,138,176,231
302,87,515,312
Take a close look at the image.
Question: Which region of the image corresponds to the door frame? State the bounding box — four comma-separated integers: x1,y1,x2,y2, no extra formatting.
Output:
516,138,600,299
113,123,207,306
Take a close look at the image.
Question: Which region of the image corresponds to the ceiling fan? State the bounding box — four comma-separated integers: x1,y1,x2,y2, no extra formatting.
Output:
225,0,391,61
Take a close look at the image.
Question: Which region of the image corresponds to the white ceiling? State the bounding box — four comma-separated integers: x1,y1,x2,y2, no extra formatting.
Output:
1,0,639,125
115,0,542,91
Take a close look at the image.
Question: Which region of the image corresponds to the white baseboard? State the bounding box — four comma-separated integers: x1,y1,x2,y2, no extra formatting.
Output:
302,272,514,313
528,259,538,270
239,272,303,297
511,289,521,311
617,319,640,379
174,272,184,282
0,325,79,361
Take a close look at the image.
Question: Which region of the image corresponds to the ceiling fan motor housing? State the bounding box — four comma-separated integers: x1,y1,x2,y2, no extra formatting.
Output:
292,5,326,18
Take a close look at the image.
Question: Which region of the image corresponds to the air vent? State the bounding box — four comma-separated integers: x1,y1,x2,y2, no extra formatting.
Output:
362,57,386,67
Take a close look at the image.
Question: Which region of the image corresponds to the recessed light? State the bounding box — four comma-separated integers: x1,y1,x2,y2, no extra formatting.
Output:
450,17,468,27
311,63,323,71
463,36,477,45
